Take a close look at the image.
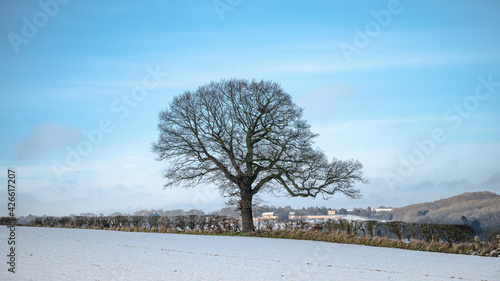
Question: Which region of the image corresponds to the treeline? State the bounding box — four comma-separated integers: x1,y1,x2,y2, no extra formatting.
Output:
3,214,499,256
25,215,243,232
0,217,16,225
253,219,498,256
123,209,205,217
2,214,492,245
3,214,486,245
343,207,393,220
252,205,392,220
325,220,477,245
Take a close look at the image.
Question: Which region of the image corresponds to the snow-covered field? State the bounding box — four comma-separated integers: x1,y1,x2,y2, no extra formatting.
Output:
1,227,499,281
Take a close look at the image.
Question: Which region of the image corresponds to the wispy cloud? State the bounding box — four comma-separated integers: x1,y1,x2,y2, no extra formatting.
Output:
15,123,81,160
412,180,435,191
438,179,469,189
482,172,500,186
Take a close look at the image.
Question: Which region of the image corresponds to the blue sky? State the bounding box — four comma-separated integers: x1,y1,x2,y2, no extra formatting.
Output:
1,0,499,216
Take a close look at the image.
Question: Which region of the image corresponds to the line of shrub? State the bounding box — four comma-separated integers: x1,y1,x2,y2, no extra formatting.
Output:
2,215,498,257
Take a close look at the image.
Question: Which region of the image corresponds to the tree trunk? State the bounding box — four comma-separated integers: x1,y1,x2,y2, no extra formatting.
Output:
240,192,255,232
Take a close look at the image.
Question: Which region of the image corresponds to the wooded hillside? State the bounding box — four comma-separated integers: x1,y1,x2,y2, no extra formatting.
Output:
392,191,500,229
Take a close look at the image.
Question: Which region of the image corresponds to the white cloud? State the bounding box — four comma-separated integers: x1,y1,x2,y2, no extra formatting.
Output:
298,83,358,117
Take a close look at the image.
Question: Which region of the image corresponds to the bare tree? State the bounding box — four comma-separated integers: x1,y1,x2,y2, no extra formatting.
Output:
152,79,367,232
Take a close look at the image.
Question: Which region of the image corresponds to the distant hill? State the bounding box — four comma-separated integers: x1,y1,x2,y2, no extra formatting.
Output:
392,191,500,229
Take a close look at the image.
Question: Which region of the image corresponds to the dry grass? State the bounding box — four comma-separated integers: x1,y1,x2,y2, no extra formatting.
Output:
26,224,499,257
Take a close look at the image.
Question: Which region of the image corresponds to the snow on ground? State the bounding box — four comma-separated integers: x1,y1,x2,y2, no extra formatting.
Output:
1,227,499,281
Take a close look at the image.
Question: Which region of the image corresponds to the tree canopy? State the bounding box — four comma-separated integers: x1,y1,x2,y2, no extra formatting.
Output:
152,79,367,231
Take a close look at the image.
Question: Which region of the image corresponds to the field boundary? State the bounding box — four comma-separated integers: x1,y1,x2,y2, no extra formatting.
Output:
4,214,499,257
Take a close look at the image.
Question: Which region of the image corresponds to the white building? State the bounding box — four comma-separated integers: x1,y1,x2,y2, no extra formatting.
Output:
254,212,278,221
374,208,393,212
